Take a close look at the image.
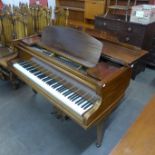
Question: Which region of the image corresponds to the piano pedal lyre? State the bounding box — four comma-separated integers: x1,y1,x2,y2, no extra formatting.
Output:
51,106,69,121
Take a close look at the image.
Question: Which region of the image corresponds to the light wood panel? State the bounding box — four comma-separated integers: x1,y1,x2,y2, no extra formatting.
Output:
110,95,155,155
85,0,105,19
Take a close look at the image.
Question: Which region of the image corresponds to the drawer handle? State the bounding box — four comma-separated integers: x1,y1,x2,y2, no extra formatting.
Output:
125,37,130,41
127,27,132,32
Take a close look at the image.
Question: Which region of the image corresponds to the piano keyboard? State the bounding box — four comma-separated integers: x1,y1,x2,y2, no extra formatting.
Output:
13,60,100,116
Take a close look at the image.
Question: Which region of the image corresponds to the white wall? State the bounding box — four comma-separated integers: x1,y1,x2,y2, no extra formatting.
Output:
48,0,55,18
48,0,55,8
3,0,56,18
3,0,55,7
3,0,29,6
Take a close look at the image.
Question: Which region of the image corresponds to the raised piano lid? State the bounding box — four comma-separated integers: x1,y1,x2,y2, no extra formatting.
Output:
39,26,103,68
102,41,147,65
85,28,147,65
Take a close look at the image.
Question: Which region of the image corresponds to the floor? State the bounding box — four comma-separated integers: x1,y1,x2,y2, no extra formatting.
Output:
0,68,154,155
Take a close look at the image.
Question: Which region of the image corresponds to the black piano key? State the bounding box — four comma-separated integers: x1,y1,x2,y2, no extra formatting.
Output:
36,73,44,77
76,98,85,105
83,103,92,110
34,71,42,76
50,82,58,87
22,64,32,68
37,74,46,79
37,72,43,76
43,77,51,82
46,79,52,85
75,97,83,104
25,66,34,70
47,79,56,85
59,87,68,93
28,67,36,72
67,92,76,99
56,86,65,91
63,90,72,96
52,83,61,88
68,93,77,100
81,101,90,108
69,93,78,100
71,95,81,101
29,69,38,73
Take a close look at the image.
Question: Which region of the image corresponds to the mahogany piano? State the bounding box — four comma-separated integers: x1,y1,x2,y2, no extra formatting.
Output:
10,26,143,147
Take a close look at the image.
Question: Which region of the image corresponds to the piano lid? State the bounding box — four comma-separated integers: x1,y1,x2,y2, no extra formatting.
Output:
40,26,103,68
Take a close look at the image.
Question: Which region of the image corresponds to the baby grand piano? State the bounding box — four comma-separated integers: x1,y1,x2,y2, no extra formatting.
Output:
10,26,133,147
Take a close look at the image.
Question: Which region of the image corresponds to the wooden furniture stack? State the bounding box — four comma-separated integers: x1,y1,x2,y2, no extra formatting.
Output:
94,0,155,67
56,0,106,27
95,16,155,67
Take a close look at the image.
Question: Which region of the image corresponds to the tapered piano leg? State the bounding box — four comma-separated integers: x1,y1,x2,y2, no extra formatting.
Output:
32,89,37,94
96,121,105,148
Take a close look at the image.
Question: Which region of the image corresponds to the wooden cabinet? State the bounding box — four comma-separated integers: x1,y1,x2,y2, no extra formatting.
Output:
56,0,106,22
85,0,105,19
95,16,155,67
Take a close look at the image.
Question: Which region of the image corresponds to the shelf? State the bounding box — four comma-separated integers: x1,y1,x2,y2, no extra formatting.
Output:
108,5,130,10
68,19,94,29
61,6,84,12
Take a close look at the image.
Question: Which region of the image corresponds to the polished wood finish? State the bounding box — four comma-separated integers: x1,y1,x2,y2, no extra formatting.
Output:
85,28,147,79
95,16,155,67
110,95,155,155
41,26,103,67
11,26,132,147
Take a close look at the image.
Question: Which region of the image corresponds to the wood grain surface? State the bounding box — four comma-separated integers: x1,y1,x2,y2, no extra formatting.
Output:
41,26,103,67
110,95,155,155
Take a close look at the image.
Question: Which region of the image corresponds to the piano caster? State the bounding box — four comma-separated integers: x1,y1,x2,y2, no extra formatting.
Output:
96,121,105,148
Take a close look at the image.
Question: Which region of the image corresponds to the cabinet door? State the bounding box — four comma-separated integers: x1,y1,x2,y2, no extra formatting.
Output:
85,0,105,20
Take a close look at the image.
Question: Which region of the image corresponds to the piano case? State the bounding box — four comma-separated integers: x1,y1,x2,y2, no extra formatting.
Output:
10,26,146,147
85,28,148,79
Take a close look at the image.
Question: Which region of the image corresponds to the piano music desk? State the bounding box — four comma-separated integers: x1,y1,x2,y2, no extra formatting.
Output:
110,95,155,155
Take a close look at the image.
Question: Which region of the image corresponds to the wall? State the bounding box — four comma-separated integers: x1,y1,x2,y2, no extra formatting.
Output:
2,0,55,7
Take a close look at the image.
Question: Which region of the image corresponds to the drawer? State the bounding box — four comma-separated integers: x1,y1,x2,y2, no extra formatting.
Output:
119,34,145,47
95,17,125,33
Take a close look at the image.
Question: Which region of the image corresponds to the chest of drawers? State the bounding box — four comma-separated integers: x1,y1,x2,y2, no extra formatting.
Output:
95,16,155,67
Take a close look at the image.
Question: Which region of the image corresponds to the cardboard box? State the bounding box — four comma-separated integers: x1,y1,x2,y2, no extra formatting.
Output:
130,5,155,25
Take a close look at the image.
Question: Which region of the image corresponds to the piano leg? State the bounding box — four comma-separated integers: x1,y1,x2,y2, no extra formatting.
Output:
32,89,37,94
10,72,19,89
96,121,105,148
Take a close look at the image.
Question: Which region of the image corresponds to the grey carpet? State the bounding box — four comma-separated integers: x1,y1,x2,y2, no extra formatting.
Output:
0,68,154,155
